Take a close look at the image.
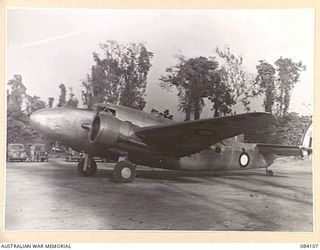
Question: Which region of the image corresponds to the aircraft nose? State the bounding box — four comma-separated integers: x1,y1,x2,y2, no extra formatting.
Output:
30,108,64,137
30,109,45,130
30,107,96,144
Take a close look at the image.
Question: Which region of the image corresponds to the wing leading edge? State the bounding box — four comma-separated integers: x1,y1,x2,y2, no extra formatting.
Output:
135,112,274,157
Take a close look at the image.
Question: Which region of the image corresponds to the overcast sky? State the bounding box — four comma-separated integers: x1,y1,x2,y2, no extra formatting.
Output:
7,8,314,120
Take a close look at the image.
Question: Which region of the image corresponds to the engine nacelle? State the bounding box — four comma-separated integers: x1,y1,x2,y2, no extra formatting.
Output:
89,113,132,147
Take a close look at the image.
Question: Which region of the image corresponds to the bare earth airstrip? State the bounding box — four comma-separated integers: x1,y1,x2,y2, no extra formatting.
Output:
5,157,313,231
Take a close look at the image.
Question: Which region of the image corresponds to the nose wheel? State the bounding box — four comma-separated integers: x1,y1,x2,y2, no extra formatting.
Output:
113,161,136,183
77,155,97,176
266,168,273,176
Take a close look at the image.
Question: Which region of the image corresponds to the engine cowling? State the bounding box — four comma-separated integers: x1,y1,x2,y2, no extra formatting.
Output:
89,113,131,147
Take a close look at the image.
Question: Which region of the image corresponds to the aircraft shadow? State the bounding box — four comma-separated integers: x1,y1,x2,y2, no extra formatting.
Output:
98,167,288,183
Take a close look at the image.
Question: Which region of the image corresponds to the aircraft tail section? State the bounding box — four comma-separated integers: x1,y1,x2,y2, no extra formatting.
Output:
301,122,313,156
256,144,302,167
256,121,312,166
256,144,302,157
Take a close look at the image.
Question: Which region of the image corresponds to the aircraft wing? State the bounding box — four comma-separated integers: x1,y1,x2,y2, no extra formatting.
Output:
256,144,301,157
134,112,274,157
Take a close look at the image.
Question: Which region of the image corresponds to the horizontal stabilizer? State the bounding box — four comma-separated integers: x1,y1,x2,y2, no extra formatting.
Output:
256,144,301,157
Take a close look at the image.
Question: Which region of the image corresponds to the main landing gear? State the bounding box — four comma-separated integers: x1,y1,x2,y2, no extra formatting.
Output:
266,168,273,176
77,155,97,176
113,160,136,183
77,155,136,183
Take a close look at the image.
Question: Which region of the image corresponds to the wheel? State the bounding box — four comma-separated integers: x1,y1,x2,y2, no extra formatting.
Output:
113,161,136,183
266,169,273,176
77,158,97,176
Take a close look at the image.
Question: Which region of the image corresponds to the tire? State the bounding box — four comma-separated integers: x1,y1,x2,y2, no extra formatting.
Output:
77,158,97,177
113,161,136,183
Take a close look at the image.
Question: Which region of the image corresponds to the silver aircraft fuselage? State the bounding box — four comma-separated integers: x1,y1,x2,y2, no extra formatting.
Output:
30,105,271,171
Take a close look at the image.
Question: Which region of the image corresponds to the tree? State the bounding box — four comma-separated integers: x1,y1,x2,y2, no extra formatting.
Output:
7,75,47,145
66,87,79,108
216,46,253,112
82,40,153,110
274,57,306,116
208,67,236,117
7,74,27,122
82,65,107,109
26,95,46,115
57,84,66,107
7,117,32,144
160,56,234,120
254,60,276,113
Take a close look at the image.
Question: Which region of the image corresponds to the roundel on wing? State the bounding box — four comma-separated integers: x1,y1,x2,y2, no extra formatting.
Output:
239,152,250,168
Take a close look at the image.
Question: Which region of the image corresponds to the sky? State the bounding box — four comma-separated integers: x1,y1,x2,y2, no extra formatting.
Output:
7,8,314,120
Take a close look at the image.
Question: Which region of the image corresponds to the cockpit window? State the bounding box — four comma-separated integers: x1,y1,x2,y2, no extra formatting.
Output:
104,108,116,116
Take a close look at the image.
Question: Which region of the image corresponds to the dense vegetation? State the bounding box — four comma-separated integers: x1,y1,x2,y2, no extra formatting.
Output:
245,113,311,145
7,41,311,148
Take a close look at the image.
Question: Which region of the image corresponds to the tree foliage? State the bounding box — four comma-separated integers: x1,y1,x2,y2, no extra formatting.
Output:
245,112,311,145
160,56,235,120
7,75,27,122
216,46,261,113
26,95,46,115
57,84,67,107
57,84,78,108
7,75,47,145
216,46,252,111
254,58,305,116
208,67,236,117
274,57,306,116
254,60,276,113
82,40,153,110
66,87,79,108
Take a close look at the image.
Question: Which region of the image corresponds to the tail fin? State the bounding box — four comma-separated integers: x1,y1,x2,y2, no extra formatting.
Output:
300,122,313,156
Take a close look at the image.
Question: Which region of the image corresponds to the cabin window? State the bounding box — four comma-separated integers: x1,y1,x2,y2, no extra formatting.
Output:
104,108,116,116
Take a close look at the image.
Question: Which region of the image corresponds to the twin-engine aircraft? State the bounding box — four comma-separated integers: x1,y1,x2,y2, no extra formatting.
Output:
30,103,304,183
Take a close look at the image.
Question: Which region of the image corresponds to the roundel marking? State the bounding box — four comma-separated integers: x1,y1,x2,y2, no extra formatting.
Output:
239,152,250,168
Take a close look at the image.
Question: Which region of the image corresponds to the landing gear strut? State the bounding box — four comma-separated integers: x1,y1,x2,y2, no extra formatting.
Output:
266,168,273,176
113,161,136,183
77,155,97,176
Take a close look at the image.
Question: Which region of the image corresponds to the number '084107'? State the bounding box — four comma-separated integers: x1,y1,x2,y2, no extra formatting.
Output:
300,244,319,248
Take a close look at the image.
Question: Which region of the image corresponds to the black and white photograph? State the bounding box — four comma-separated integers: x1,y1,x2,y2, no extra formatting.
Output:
5,8,314,232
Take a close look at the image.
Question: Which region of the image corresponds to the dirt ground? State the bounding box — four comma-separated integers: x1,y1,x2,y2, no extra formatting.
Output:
5,157,313,231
